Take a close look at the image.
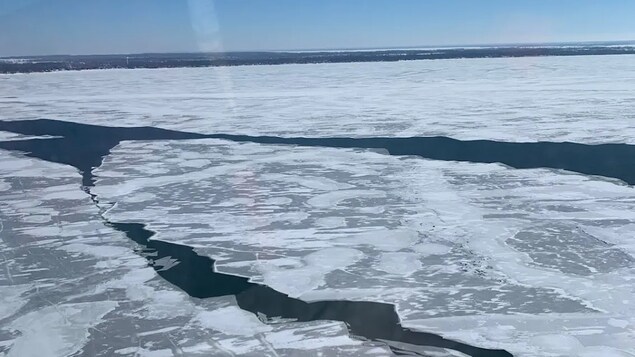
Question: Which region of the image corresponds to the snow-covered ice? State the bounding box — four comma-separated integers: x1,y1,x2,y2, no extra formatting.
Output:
2,54,635,356
0,150,393,356
92,139,635,356
2,55,635,144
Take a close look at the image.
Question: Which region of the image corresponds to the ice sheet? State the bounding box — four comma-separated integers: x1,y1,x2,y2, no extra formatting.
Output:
2,55,635,144
3,53,635,356
0,150,393,356
92,139,635,356
8,302,117,357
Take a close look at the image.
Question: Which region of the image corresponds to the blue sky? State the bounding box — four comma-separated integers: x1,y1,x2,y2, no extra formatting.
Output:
1,0,635,56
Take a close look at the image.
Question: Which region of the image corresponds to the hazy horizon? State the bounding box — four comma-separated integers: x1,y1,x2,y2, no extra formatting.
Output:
2,39,635,59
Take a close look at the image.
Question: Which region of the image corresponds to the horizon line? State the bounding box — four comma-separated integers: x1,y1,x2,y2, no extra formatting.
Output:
2,39,635,59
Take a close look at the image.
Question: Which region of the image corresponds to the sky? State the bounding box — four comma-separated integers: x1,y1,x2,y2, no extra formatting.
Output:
1,0,635,56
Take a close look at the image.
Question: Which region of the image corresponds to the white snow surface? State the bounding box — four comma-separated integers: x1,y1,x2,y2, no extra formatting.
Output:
1,55,635,144
0,151,393,356
93,139,635,356
2,54,635,356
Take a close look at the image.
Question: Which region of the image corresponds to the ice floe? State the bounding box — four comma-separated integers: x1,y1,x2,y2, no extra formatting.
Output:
0,149,393,357
92,138,635,356
2,55,635,144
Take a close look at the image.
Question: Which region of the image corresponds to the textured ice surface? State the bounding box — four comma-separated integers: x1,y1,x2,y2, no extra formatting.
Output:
0,150,393,356
1,55,635,144
2,54,635,356
92,139,635,356
8,302,117,357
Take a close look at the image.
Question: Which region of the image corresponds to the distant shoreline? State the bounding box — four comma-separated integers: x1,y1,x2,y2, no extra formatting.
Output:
2,43,635,74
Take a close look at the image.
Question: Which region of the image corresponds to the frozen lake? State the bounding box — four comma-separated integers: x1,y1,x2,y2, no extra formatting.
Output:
0,55,634,356
2,54,635,143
